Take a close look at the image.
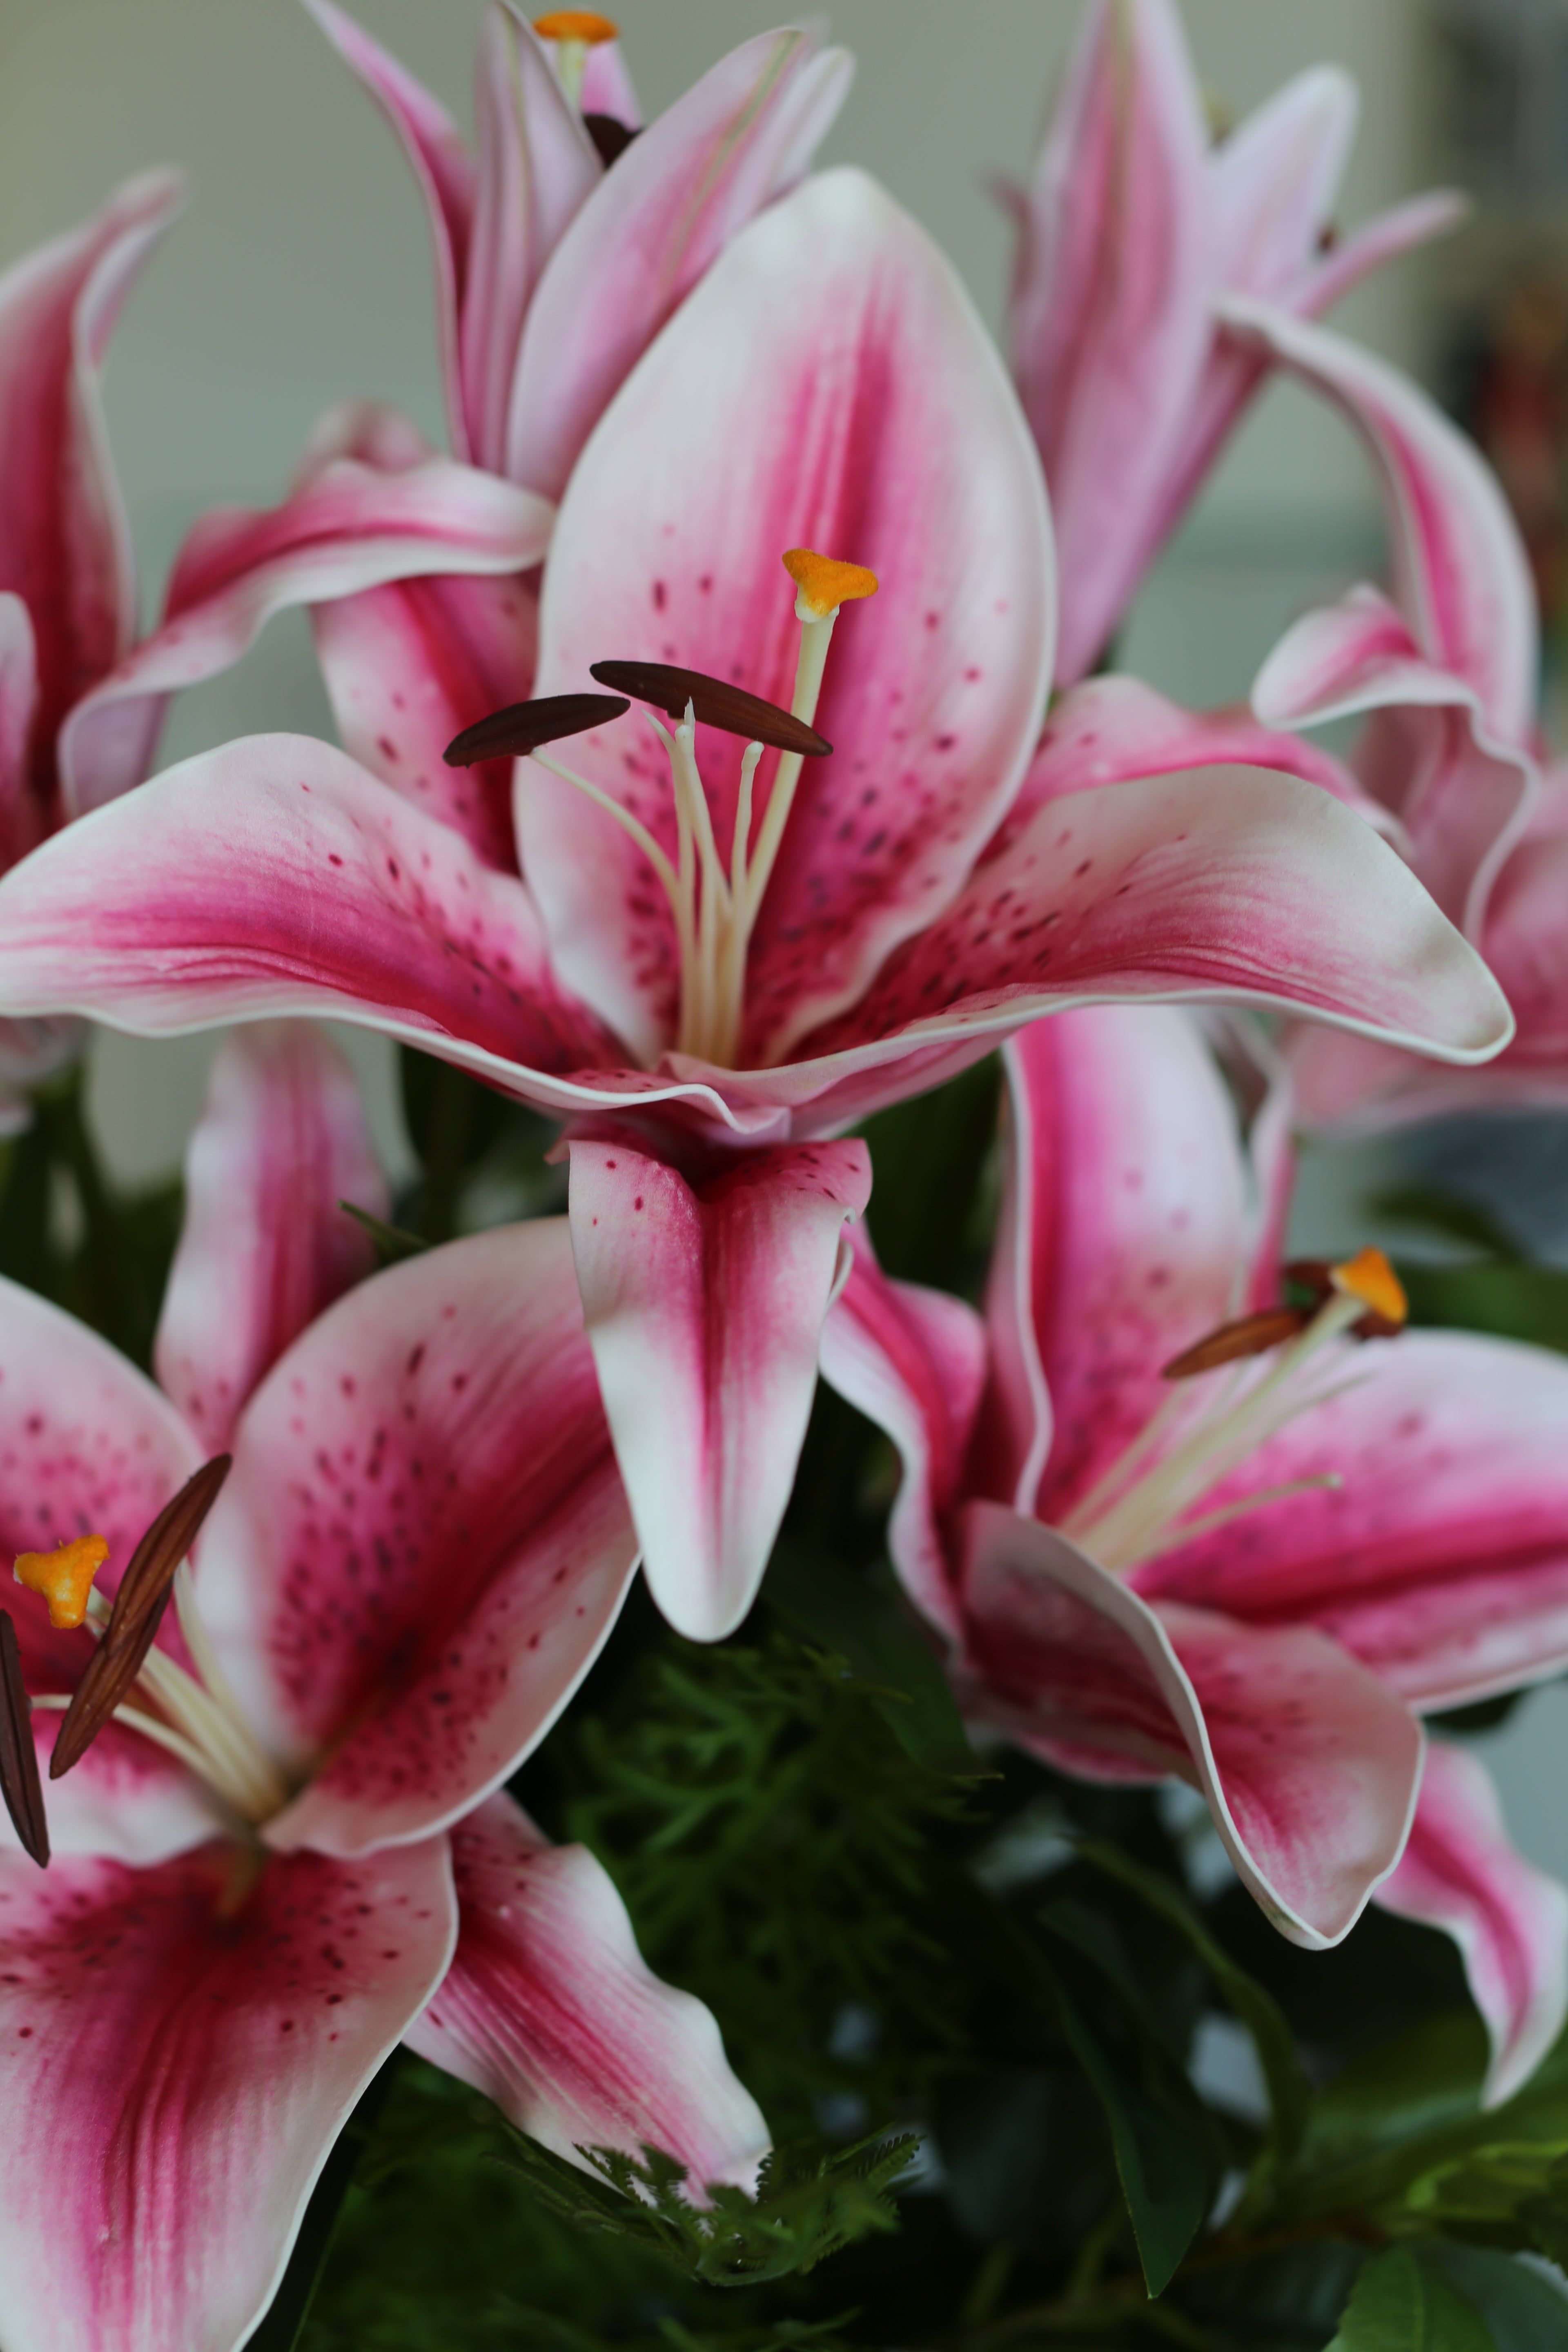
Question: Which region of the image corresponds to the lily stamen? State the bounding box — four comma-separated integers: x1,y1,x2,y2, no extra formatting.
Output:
1062,1248,1406,1575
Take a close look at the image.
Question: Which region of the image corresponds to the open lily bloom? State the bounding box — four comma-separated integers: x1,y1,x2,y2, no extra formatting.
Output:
1004,0,1464,686
0,1023,764,2352
822,1004,1568,2103
0,169,1514,1642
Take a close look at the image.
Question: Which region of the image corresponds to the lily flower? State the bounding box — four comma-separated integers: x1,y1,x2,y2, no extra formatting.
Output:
1004,0,1465,686
1237,302,1568,1126
822,1004,1568,2104
0,1022,763,2352
0,170,1513,1643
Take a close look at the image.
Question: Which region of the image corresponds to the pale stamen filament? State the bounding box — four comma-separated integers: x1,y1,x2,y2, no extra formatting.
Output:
1068,1289,1368,1575
78,1583,287,1822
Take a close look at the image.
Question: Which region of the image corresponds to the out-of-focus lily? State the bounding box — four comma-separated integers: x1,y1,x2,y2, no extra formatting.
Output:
823,1004,1568,2103
0,171,1514,1642
0,1022,764,2352
1005,0,1464,686
1236,304,1568,1126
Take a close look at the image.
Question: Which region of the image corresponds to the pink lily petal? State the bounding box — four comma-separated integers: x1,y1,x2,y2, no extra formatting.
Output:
0,733,619,1087
960,1502,1423,1949
462,7,601,476
1254,584,1536,936
1133,1331,1568,1712
579,34,641,128
0,171,182,811
1297,189,1470,320
154,1024,388,1454
818,1241,986,1643
197,1221,637,1856
801,764,1515,1073
303,0,476,456
1009,0,1211,686
1221,299,1538,746
1477,829,1568,1078
997,673,1396,860
0,593,41,871
406,1793,769,2185
567,1136,871,1640
993,1009,1250,1526
526,164,1052,1064
1377,1742,1568,2108
0,1834,455,2352
504,29,854,500
313,569,541,869
59,434,554,816
0,1274,214,1861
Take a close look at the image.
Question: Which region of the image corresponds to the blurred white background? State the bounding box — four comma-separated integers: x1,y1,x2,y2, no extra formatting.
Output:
5,0,1566,1879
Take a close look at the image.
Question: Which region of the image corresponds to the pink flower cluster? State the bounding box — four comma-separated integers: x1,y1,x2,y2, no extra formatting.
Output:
0,2,1564,2344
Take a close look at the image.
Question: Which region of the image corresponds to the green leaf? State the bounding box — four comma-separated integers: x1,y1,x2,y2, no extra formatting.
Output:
1372,1185,1522,1262
1398,1263,1568,1357
1419,2245,1568,2352
493,2131,917,2289
1329,2249,1497,2351
1070,1835,1311,2164
765,1544,982,1777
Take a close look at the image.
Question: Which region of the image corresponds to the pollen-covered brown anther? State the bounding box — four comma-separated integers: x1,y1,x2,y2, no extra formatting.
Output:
1161,1307,1310,1381
51,1454,233,1781
0,1608,48,1866
443,691,630,768
589,660,833,755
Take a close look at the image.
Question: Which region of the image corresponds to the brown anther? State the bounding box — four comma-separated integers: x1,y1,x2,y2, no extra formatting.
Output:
582,113,637,167
443,692,630,767
51,1455,232,1781
1283,1257,1403,1341
1162,1307,1310,1381
589,662,832,756
0,1610,48,1866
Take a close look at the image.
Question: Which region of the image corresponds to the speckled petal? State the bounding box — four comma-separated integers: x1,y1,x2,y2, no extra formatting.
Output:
407,1793,768,2187
803,764,1513,1074
819,1241,987,1644
1376,1742,1568,2108
1133,1329,1568,1713
196,1221,637,1855
154,1025,388,1454
960,1502,1423,1949
568,1137,871,1640
59,440,552,817
0,732,617,1082
0,1834,455,2352
525,164,1052,1066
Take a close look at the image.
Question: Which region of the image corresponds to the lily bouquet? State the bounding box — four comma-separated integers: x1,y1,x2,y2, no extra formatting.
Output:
0,4,1566,2348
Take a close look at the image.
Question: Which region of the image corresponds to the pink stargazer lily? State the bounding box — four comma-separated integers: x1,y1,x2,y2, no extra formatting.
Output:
0,169,1513,1643
0,1024,764,2352
1235,300,1568,1126
822,1004,1568,2105
1004,0,1464,686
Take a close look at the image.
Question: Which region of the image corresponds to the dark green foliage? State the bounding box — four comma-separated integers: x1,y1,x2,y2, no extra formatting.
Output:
13,1043,1568,2349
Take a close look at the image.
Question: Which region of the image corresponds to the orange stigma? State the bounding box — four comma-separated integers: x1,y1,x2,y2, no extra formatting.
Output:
534,9,619,40
15,1534,110,1631
783,548,879,621
1330,1247,1407,1329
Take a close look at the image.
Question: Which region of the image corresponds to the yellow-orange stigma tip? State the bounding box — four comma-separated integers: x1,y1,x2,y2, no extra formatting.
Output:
14,1535,110,1632
534,9,618,42
1330,1247,1407,1328
782,548,879,620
